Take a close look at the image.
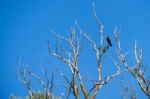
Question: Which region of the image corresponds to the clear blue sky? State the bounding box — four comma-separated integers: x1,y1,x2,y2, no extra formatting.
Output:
0,0,150,99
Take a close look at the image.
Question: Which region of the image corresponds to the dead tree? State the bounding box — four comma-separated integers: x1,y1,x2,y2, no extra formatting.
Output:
114,29,150,98
15,2,150,99
16,60,59,99
47,3,125,99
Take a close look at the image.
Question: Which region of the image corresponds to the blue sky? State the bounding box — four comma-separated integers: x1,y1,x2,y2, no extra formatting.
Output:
0,0,150,98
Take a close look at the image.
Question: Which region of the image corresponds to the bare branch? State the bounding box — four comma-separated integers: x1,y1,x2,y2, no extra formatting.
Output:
31,72,46,88
102,69,126,85
76,23,97,52
16,60,33,98
50,72,54,94
56,68,70,85
134,40,140,64
92,2,103,28
92,2,104,47
115,29,150,98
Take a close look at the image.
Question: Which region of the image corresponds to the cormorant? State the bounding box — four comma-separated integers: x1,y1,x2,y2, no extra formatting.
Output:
106,35,112,47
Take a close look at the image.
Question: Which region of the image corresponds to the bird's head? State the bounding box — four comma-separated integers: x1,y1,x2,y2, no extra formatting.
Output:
106,35,109,39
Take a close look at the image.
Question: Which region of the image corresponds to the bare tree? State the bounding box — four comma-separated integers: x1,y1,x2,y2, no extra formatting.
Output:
47,3,126,99
13,2,150,99
114,28,150,98
16,60,61,99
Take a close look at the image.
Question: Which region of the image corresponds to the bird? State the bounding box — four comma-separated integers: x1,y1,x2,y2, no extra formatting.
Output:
106,35,112,47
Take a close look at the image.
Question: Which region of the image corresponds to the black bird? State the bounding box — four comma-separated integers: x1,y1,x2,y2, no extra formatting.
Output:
106,35,112,47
